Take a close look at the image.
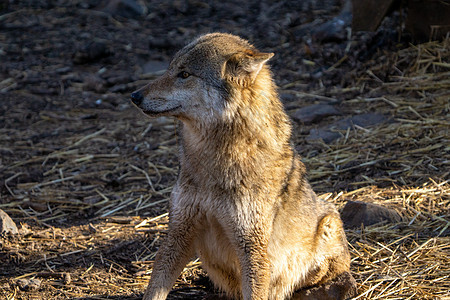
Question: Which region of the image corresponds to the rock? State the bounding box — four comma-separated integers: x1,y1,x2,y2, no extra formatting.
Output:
292,104,341,124
307,128,343,143
307,113,389,143
329,113,389,131
312,0,353,42
292,271,357,300
17,278,41,291
0,209,18,234
348,113,389,128
73,41,110,64
341,200,402,229
101,0,145,19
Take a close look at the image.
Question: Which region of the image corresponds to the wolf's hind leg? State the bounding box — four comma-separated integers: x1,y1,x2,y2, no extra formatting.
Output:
315,213,351,283
291,213,356,300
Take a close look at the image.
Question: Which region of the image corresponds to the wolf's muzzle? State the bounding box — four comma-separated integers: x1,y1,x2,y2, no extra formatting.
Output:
130,91,143,106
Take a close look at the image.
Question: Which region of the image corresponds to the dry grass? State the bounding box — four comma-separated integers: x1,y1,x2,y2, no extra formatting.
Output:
1,33,449,300
329,180,450,299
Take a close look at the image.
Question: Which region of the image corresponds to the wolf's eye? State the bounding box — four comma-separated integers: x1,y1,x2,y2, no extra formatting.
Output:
178,71,190,79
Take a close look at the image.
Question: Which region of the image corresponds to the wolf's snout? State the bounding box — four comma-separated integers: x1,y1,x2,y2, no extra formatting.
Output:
130,91,143,106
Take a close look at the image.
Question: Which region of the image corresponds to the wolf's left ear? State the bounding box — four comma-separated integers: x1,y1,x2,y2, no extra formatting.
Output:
224,50,274,85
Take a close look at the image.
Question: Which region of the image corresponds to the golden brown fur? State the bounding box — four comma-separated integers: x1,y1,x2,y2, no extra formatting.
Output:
130,33,356,300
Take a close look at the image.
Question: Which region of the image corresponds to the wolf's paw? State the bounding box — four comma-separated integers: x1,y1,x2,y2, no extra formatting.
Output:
292,271,357,300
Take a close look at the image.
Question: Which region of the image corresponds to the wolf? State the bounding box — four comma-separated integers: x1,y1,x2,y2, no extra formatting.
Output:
131,33,357,300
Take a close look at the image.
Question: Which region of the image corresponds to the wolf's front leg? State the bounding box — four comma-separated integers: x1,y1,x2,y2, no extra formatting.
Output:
234,220,271,300
240,246,271,300
143,216,196,300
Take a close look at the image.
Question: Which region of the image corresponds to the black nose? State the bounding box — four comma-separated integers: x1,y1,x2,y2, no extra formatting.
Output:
130,91,143,106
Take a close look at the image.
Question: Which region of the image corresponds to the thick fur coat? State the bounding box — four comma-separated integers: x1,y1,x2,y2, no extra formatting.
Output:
131,33,356,300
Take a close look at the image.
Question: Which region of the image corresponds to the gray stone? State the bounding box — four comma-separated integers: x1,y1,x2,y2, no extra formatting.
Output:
330,113,389,131
312,0,353,43
307,128,343,144
0,209,18,234
292,271,357,300
73,41,110,64
292,104,341,124
341,200,402,229
349,113,389,128
307,113,389,143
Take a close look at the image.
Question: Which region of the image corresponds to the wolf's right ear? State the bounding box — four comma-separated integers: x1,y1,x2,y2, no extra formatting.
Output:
223,50,274,86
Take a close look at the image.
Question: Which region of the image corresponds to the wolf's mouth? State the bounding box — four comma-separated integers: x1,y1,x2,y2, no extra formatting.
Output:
143,105,182,115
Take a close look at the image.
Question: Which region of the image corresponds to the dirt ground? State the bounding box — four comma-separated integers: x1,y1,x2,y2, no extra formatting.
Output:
0,0,449,299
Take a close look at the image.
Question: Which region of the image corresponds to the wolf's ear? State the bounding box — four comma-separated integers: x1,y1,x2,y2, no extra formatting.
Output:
223,50,274,85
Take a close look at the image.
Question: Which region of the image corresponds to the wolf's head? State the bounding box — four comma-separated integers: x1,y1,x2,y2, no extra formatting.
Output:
130,33,274,124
